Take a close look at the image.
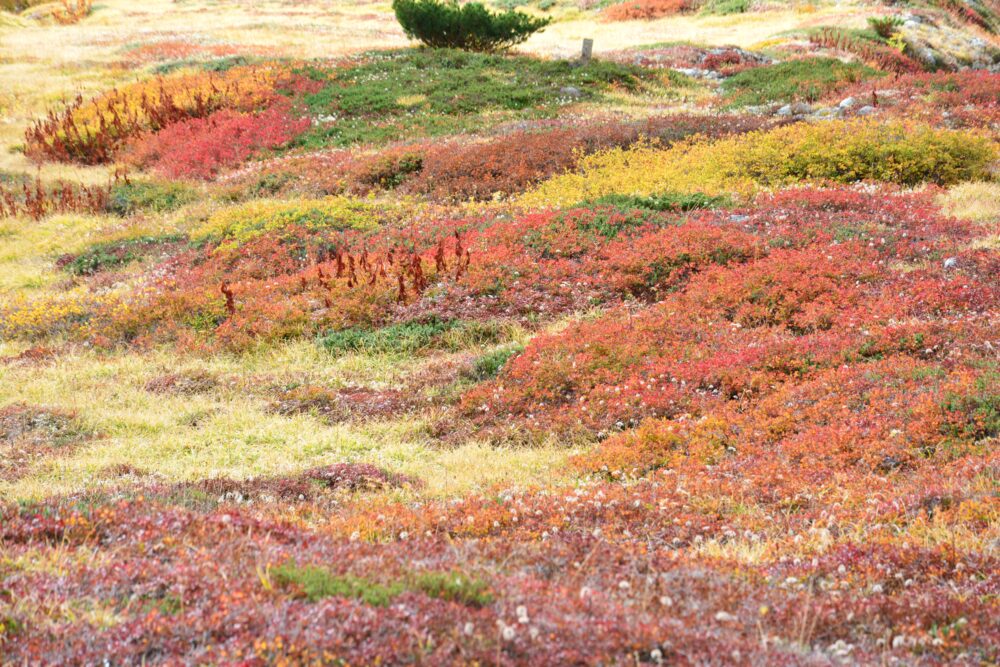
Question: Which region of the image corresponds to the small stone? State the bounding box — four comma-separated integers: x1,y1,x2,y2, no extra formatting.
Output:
839,96,856,109
558,86,582,99
776,104,793,116
715,611,737,622
516,605,529,623
857,105,877,116
943,257,958,269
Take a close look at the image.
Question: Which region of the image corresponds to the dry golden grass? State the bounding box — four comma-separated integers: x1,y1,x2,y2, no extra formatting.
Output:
0,341,575,501
523,4,872,57
940,181,1000,224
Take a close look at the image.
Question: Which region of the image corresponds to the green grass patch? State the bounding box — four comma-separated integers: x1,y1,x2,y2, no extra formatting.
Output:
296,48,684,148
108,181,199,216
721,57,883,107
700,0,749,16
319,318,509,356
272,562,494,608
465,343,525,380
151,55,256,75
61,234,185,276
411,571,494,607
194,197,383,247
585,192,733,213
273,563,404,606
940,371,1000,442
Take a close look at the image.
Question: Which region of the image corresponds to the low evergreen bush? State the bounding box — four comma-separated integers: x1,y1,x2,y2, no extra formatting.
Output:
392,0,550,51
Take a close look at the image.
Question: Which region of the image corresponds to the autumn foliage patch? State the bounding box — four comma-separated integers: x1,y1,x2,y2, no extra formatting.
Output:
837,70,1000,129
603,0,697,21
23,65,305,165
466,187,999,438
125,105,309,180
3,11,999,664
226,113,784,201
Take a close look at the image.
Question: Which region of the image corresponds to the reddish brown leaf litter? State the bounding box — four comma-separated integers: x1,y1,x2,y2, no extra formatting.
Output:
269,384,425,423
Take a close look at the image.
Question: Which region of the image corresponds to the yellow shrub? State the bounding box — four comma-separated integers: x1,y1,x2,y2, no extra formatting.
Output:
194,197,386,247
522,120,997,207
0,288,112,340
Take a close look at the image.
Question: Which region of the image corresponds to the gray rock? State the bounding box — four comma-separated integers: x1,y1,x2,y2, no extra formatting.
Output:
776,104,793,117
839,96,856,109
559,86,582,99
857,105,877,116
814,107,841,119
943,257,958,270
789,102,812,115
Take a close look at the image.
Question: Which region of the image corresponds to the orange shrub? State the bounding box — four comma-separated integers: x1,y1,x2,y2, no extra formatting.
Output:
604,0,697,21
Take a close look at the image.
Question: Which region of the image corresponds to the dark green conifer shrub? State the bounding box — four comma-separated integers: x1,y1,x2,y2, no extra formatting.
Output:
392,0,550,52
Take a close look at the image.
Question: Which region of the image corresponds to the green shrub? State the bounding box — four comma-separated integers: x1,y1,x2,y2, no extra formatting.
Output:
272,562,494,608
700,0,748,15
466,343,525,380
587,192,733,212
61,234,185,276
272,564,403,606
392,0,550,51
721,57,883,107
320,318,459,356
868,16,904,39
940,372,1000,442
319,318,508,356
412,571,494,607
108,181,198,216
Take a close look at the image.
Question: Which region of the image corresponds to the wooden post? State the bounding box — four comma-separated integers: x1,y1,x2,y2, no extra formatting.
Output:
581,38,593,65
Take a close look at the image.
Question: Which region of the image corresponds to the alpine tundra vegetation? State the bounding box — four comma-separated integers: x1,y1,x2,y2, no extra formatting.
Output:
0,0,998,664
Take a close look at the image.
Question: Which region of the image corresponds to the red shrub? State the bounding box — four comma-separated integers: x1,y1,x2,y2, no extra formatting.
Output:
462,187,996,434
126,105,309,180
603,0,696,21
